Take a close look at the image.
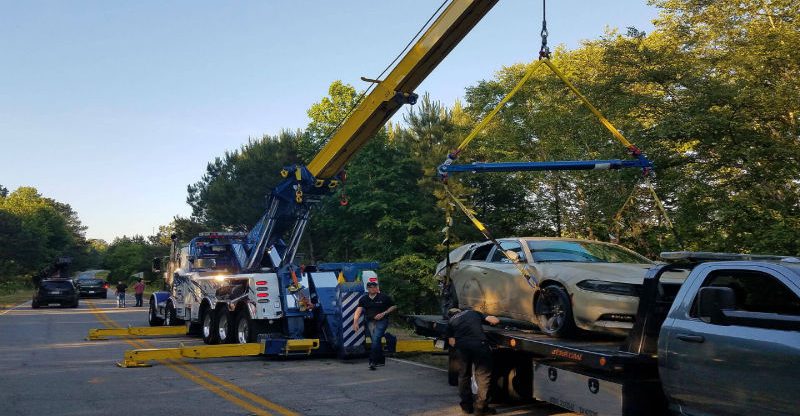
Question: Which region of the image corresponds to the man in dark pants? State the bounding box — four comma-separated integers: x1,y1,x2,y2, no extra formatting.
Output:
446,308,500,415
353,281,397,370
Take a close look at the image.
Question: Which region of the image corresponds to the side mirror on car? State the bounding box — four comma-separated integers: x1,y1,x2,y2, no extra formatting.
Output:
697,286,736,325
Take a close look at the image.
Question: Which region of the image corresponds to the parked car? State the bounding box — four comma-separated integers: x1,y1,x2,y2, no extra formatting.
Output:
437,237,688,337
32,279,79,308
76,277,108,298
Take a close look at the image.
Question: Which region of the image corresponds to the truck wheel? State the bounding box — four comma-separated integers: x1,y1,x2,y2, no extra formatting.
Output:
234,309,254,344
148,301,164,326
216,308,233,343
534,285,577,338
202,310,220,344
165,303,183,326
448,348,460,386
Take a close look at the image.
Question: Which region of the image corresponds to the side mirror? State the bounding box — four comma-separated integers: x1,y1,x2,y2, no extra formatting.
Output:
152,257,162,273
697,286,735,325
505,250,520,262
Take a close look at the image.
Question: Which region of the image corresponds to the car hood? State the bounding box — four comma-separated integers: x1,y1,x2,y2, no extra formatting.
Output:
532,262,689,285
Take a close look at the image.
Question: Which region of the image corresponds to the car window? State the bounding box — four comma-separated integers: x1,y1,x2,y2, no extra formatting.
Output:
42,281,74,290
470,244,493,261
490,241,525,263
526,240,651,263
692,270,800,317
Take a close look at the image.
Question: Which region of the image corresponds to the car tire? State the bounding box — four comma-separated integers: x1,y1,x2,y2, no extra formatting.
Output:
72,300,79,308
202,310,220,345
534,285,577,338
216,308,233,344
148,301,164,326
234,309,254,344
32,300,40,309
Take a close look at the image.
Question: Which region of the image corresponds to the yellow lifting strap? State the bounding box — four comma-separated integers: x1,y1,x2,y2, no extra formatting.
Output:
452,57,635,156
443,185,538,288
612,177,679,244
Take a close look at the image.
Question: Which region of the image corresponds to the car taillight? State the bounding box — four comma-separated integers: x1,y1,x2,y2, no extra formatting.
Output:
255,281,267,285
257,293,268,298
103,283,109,289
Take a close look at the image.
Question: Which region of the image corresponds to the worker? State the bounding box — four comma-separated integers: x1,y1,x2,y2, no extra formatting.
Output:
352,281,397,370
446,307,500,416
115,281,128,308
132,278,145,307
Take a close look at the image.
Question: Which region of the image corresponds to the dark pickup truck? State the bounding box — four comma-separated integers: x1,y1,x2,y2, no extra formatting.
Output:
412,252,800,415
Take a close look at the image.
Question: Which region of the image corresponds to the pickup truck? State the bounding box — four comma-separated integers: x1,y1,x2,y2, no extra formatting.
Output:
412,251,800,416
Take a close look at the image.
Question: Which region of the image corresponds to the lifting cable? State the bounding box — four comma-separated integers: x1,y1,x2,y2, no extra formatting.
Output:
612,177,684,249
440,0,669,278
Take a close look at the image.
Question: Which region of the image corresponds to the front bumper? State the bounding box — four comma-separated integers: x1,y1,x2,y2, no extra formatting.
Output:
571,289,639,334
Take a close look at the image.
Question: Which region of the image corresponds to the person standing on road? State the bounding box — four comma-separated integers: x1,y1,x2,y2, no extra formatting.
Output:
115,281,128,308
353,281,397,370
446,307,500,416
133,278,145,307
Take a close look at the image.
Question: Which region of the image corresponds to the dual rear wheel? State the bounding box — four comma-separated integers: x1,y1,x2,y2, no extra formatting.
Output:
202,306,256,345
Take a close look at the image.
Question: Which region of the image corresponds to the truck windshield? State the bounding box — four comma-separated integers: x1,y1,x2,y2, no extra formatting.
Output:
526,240,651,264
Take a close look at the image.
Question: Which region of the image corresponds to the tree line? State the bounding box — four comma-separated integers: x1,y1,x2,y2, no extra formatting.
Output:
3,1,797,313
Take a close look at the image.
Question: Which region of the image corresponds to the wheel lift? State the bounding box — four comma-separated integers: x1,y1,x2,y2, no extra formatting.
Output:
86,325,440,368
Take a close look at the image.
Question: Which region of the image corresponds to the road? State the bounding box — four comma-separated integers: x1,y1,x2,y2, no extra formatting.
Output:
0,296,574,416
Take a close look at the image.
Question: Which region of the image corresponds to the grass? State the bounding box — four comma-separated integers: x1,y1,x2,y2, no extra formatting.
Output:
0,289,33,310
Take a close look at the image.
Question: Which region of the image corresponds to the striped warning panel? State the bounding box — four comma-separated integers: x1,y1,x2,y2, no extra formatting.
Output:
339,290,365,348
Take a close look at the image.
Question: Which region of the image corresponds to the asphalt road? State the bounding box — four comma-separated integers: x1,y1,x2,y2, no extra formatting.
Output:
0,296,574,416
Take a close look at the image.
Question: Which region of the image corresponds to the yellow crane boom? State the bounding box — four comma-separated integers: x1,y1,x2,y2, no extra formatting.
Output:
307,0,498,179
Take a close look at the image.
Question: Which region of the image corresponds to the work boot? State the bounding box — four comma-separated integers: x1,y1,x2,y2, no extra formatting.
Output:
459,403,474,414
475,407,496,416
368,361,376,371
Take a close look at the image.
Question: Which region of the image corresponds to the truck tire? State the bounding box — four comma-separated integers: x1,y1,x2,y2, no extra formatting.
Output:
448,348,460,386
148,300,164,326
534,285,577,338
234,309,254,344
202,310,220,344
164,302,184,326
216,308,233,344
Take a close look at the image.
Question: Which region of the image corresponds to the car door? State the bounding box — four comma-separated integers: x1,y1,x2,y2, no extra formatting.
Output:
453,243,494,312
479,240,534,320
660,265,800,416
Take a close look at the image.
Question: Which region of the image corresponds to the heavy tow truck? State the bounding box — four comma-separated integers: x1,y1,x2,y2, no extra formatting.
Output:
94,0,505,362
411,252,800,415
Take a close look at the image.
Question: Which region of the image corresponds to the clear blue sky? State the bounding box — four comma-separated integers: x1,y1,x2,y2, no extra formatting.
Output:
0,1,659,242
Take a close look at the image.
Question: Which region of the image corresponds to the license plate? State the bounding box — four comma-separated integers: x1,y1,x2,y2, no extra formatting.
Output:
50,291,61,295
88,291,95,293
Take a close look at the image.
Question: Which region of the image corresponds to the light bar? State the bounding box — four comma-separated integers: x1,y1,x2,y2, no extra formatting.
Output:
661,251,800,263
199,231,247,238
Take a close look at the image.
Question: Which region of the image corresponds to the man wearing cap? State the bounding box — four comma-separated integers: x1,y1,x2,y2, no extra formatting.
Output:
447,307,500,415
353,281,397,370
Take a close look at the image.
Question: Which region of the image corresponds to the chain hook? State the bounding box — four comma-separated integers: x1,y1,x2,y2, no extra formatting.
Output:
539,0,551,59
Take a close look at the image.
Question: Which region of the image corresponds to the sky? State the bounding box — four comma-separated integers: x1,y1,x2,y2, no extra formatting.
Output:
0,1,660,243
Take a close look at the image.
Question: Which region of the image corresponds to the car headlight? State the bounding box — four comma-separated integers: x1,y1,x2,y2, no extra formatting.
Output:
576,280,641,296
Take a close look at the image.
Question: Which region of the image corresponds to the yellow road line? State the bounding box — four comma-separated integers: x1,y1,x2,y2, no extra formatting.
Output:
87,301,297,416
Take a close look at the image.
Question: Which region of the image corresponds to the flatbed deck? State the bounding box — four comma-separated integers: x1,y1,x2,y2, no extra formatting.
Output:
409,314,655,373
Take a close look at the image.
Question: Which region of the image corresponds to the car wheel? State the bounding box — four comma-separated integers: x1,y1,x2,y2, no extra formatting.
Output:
534,285,577,338
72,300,79,308
234,309,253,344
216,308,233,343
202,310,220,344
148,301,164,326
32,300,40,309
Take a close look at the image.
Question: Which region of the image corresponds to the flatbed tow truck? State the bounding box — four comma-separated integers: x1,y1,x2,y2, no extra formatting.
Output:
411,252,800,416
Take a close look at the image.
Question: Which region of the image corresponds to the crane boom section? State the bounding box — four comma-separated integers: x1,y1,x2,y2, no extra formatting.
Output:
307,0,498,179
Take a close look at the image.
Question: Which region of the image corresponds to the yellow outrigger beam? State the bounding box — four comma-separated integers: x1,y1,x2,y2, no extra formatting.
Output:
365,339,439,353
87,325,187,340
118,339,320,368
